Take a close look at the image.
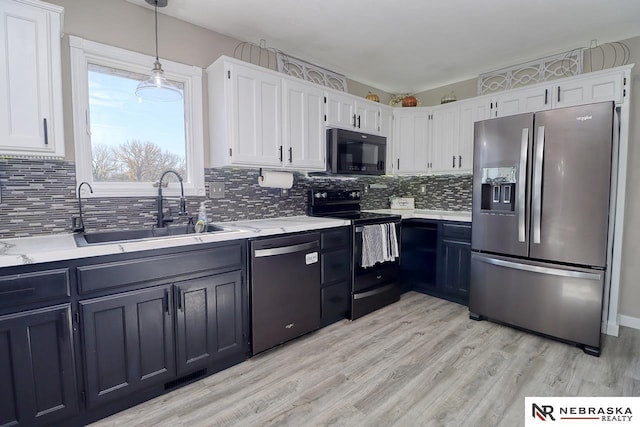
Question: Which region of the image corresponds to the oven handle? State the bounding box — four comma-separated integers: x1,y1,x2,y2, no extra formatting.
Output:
353,283,396,300
355,222,400,233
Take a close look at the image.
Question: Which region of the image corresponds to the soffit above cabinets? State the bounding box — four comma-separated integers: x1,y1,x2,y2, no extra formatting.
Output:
127,0,640,94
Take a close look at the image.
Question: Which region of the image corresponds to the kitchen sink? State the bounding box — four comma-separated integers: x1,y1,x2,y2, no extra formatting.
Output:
74,224,229,247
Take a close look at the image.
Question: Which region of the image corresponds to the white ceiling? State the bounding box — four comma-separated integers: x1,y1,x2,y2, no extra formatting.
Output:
128,0,640,94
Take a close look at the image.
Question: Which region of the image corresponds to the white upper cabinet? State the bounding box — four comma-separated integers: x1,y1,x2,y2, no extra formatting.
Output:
493,66,630,117
393,108,430,174
325,91,355,129
430,103,460,173
282,78,325,170
553,71,625,108
325,90,380,134
495,85,552,117
379,105,394,174
0,0,64,158
208,57,326,171
458,96,491,172
355,100,381,134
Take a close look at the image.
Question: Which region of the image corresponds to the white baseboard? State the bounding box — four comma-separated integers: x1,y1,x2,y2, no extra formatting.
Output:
619,315,640,330
605,321,620,337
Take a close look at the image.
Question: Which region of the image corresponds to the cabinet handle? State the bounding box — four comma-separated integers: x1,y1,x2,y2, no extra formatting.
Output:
164,289,170,315
557,87,561,103
43,118,48,145
459,155,462,168
352,114,357,127
544,89,548,105
357,115,361,128
452,155,456,168
288,147,292,163
397,158,400,170
177,288,183,311
279,146,283,162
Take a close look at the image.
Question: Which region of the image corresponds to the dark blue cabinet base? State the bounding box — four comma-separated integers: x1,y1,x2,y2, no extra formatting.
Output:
401,219,471,306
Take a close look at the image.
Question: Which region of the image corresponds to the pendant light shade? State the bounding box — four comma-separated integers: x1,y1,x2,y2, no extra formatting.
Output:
135,0,182,102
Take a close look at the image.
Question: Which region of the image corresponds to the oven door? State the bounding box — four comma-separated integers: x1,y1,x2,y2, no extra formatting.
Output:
354,221,401,285
352,221,401,320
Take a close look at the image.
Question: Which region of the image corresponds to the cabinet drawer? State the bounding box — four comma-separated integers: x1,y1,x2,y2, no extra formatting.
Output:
321,249,350,285
0,269,69,309
442,223,471,241
355,264,399,292
77,244,242,294
321,228,350,250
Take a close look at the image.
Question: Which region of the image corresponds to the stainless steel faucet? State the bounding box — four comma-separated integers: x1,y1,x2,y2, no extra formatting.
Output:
73,181,93,232
156,170,187,228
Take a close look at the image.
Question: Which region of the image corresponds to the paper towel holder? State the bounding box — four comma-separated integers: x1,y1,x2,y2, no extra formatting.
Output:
258,169,293,196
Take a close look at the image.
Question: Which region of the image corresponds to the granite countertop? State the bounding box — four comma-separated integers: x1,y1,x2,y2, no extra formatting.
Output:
366,209,472,223
0,216,350,268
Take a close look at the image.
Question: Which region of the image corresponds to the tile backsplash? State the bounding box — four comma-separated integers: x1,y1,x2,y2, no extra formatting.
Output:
0,158,471,239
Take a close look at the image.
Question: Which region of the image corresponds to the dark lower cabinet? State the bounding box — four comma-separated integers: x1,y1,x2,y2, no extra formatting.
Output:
175,270,243,375
319,227,352,326
0,304,78,427
401,220,471,305
80,286,176,408
400,221,438,294
440,238,472,300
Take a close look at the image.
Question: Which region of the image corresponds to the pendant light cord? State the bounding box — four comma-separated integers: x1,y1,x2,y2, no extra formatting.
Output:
154,1,159,61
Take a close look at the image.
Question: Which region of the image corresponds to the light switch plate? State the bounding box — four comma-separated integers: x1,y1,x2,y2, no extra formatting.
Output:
209,182,225,199
420,184,427,194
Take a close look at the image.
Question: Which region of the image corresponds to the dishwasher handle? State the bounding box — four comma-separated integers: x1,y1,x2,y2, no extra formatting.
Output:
254,241,319,258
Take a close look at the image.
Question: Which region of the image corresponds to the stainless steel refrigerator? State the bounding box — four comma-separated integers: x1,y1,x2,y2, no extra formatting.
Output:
469,102,614,356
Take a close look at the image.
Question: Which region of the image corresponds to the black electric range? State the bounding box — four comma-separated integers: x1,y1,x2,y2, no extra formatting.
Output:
308,189,402,320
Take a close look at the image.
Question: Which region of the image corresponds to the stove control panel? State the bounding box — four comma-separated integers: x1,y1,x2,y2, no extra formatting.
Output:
309,189,361,205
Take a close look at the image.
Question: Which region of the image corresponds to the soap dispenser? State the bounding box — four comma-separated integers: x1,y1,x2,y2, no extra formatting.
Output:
195,201,208,233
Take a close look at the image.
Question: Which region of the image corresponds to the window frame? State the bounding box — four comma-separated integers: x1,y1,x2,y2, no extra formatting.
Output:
69,35,205,198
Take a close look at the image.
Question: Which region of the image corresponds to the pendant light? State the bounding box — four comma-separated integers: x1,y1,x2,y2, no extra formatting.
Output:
135,0,182,102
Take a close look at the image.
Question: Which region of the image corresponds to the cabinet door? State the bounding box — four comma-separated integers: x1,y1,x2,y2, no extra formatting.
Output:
394,109,430,173
175,271,243,375
439,239,471,300
496,85,552,117
283,79,325,170
228,63,282,166
379,106,394,174
81,286,175,408
0,1,64,157
554,72,624,108
430,104,460,173
356,101,380,134
325,91,356,129
0,305,77,427
458,97,491,173
400,221,439,293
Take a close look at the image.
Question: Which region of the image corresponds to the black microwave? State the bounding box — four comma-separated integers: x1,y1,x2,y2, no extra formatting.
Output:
326,128,386,175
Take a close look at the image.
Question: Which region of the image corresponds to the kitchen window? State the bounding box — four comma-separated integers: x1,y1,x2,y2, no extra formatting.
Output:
69,36,205,197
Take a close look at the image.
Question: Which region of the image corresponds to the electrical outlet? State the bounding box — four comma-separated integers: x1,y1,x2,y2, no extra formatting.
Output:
420,184,427,194
209,182,225,199
280,188,289,197
363,185,369,195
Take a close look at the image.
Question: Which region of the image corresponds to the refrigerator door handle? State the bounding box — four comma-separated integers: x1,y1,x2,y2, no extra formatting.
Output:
532,125,545,244
518,128,528,242
474,255,603,280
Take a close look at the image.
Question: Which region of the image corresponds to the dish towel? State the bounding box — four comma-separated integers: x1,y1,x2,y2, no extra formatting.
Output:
361,223,399,268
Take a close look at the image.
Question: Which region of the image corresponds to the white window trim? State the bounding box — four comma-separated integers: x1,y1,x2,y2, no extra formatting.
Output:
69,35,205,198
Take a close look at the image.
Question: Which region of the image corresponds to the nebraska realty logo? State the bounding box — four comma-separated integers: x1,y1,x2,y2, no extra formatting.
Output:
525,397,639,426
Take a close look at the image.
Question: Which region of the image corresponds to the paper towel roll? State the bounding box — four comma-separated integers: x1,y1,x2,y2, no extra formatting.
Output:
258,170,294,189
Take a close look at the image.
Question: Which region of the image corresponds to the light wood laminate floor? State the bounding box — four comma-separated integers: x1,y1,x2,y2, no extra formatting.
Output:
92,292,640,427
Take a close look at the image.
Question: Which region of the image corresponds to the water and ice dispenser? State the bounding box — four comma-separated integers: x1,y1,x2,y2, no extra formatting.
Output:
480,167,517,212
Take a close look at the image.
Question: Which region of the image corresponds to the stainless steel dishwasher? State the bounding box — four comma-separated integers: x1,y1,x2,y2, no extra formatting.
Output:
250,232,321,354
